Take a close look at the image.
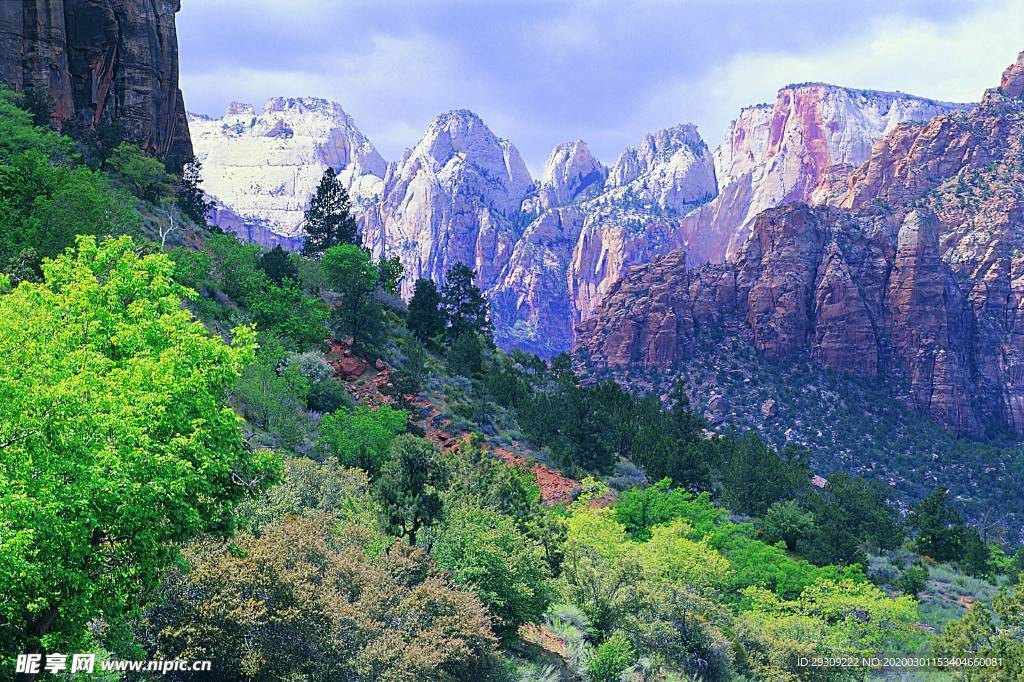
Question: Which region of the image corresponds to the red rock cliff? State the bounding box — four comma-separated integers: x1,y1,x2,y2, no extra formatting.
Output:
0,0,192,166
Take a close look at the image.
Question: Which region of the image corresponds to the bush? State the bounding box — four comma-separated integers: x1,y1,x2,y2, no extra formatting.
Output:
586,632,633,682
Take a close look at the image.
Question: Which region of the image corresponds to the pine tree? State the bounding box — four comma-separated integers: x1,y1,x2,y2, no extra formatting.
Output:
441,263,493,342
302,168,360,258
407,278,445,342
258,245,298,284
178,157,213,223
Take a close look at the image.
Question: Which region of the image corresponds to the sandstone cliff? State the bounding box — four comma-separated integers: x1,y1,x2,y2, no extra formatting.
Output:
0,0,192,166
576,54,1024,438
189,97,385,245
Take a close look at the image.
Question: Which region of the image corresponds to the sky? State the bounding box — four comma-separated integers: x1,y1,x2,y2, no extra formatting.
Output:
178,0,1024,177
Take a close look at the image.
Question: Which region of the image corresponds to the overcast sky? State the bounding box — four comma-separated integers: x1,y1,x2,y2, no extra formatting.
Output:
178,0,1023,177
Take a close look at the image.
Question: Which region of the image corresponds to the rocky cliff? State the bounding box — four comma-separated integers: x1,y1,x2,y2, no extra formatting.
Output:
576,54,1024,438
0,0,192,166
677,84,970,265
189,97,386,245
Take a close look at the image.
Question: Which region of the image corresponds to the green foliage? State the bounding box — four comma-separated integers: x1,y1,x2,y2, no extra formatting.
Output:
0,86,73,162
375,435,447,544
407,277,445,341
377,254,405,296
321,244,384,350
233,341,310,449
449,331,486,377
911,488,967,563
145,515,496,682
896,563,930,598
316,403,407,474
0,236,275,661
760,499,815,551
935,578,1024,680
442,262,493,342
257,244,298,284
301,168,359,258
107,142,174,202
21,87,54,128
177,156,213,223
432,505,554,641
383,338,429,407
586,632,634,682
720,433,811,517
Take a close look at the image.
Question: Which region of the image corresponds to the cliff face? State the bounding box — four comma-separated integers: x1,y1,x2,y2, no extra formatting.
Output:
576,54,1024,437
677,84,970,265
189,98,386,245
0,0,192,166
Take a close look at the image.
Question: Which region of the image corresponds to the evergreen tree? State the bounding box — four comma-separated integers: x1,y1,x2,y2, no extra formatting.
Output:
909,488,965,562
178,156,213,223
407,278,445,342
375,435,447,545
301,168,359,258
441,263,493,342
258,245,298,284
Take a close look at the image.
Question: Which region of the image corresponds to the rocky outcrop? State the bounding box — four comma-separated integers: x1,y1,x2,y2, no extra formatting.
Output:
362,110,533,295
189,97,386,243
577,55,1024,438
678,85,970,264
0,0,192,166
1000,50,1024,98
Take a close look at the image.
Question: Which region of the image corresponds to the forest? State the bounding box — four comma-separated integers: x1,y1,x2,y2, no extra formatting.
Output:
0,85,1022,681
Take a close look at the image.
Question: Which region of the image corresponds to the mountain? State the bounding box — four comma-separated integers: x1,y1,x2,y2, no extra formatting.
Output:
576,53,1024,442
190,85,970,358
188,97,386,247
362,109,533,294
677,84,971,266
0,0,192,166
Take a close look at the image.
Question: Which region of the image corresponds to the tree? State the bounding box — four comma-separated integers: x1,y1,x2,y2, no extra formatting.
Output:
719,432,810,517
377,254,405,296
107,142,174,202
177,157,212,223
448,331,485,377
321,244,383,350
301,168,359,258
383,339,428,408
586,632,634,682
910,488,966,562
441,262,493,342
935,578,1024,681
21,87,53,128
374,435,447,544
407,278,445,342
316,404,408,475
431,505,553,641
760,499,815,552
895,563,929,598
144,515,497,682
0,236,275,664
257,245,298,284
233,341,310,449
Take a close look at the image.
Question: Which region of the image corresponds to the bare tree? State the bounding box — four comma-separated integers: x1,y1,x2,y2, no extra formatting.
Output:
159,209,177,250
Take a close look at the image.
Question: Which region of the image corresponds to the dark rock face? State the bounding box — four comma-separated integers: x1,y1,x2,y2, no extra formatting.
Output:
0,0,192,166
576,54,1024,437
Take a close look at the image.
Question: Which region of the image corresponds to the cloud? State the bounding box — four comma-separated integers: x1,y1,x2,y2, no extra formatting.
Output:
177,0,1023,177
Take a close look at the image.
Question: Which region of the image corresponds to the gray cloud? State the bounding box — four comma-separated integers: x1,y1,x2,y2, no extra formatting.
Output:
178,0,1023,176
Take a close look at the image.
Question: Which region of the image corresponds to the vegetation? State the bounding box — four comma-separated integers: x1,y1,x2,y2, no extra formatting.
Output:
0,86,1020,681
300,167,359,258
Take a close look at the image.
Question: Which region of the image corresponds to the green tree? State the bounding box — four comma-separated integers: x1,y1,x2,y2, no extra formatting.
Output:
895,563,929,598
301,168,359,258
316,403,408,475
321,244,383,350
257,245,298,284
910,488,965,562
383,339,429,408
375,435,447,544
586,632,634,682
377,253,405,296
449,331,485,377
441,262,493,342
720,433,810,517
233,341,310,449
760,499,815,552
431,505,553,641
107,142,174,202
935,578,1024,681
0,236,275,664
21,87,54,128
177,156,212,223
407,278,445,342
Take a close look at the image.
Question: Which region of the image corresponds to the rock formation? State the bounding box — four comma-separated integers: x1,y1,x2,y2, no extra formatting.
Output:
677,84,970,265
0,0,192,166
576,54,1024,437
189,97,385,246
